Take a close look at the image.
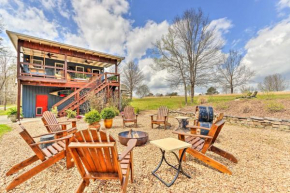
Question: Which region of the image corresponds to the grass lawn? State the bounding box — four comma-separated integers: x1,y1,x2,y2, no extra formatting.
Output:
0,124,12,138
130,92,290,111
0,105,16,116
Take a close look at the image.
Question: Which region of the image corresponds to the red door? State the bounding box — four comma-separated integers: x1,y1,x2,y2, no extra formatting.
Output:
36,95,48,116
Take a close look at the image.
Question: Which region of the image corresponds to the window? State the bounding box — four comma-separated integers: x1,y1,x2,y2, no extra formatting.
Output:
36,107,43,116
92,69,100,74
76,66,84,72
32,59,43,69
55,63,64,75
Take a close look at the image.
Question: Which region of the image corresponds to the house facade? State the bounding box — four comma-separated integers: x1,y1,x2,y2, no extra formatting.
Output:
7,31,124,118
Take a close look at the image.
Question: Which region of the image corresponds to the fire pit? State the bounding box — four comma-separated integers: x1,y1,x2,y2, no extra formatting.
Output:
118,129,149,146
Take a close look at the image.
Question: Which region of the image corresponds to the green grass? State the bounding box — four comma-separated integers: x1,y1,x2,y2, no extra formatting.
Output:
0,124,12,138
0,105,16,116
130,93,290,111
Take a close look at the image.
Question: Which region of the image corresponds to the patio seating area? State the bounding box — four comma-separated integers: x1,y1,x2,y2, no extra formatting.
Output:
1,111,290,192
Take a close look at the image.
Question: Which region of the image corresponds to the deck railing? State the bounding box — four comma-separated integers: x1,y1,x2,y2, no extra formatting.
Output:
19,62,120,84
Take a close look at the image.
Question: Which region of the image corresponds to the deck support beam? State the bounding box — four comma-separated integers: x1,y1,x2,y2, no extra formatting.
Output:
16,40,23,120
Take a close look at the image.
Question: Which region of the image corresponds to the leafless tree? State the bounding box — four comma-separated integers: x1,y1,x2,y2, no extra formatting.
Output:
122,61,144,99
154,8,223,103
136,84,150,98
258,73,288,92
215,50,255,94
0,49,17,110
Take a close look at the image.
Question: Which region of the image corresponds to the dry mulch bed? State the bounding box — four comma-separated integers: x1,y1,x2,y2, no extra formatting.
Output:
1,111,290,192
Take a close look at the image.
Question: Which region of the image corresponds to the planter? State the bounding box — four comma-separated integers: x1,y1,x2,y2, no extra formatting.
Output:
9,115,17,123
89,122,100,130
104,119,113,129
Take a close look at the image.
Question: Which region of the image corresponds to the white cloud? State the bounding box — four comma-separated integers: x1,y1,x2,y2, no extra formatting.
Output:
208,17,233,46
0,4,59,40
39,0,70,19
243,18,290,82
125,20,169,61
277,0,290,9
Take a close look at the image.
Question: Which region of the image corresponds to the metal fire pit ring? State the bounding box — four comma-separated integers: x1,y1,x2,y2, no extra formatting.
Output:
118,130,149,146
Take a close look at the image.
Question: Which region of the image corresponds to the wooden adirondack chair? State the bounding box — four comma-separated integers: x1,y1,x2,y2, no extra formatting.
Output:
173,119,238,175
68,129,137,193
6,123,74,191
122,106,138,128
150,106,170,129
42,111,77,138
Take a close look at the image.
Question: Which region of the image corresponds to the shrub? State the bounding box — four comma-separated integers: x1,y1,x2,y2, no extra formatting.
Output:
110,106,120,116
66,109,77,118
215,102,229,110
85,110,101,124
197,97,208,105
6,107,17,118
265,101,285,112
121,96,131,111
101,107,116,119
134,107,140,114
51,106,58,116
242,105,251,113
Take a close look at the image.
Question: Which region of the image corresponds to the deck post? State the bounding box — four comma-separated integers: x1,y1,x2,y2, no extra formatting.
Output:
64,54,67,81
16,40,22,120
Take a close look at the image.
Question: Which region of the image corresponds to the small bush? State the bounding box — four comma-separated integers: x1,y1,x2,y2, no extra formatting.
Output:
265,101,285,112
215,102,229,110
6,107,17,118
197,97,208,105
101,107,116,119
85,110,101,124
242,105,251,113
51,106,58,116
134,107,140,114
66,109,77,118
110,106,120,116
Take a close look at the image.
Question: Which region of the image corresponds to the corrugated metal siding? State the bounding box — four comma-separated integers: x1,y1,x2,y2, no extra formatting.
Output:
22,85,73,118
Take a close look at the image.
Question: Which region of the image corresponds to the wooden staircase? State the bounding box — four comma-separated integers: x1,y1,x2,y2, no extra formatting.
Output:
53,74,108,117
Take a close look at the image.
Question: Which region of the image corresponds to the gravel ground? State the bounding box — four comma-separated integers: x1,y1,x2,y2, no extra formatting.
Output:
1,110,290,193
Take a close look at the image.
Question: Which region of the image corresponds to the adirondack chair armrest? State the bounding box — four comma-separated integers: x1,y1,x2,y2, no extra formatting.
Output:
118,139,137,161
32,133,58,138
58,120,76,124
30,134,73,146
44,123,71,127
49,128,77,135
186,125,211,130
172,131,213,139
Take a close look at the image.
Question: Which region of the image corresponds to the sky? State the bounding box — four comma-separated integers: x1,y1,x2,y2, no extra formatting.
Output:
1,0,290,95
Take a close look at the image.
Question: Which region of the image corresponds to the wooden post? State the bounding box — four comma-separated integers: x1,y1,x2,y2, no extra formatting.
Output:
77,92,80,115
119,75,121,110
115,63,118,73
16,40,22,120
64,54,67,81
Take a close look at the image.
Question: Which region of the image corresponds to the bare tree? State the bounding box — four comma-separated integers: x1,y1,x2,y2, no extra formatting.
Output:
215,50,255,94
136,84,150,98
122,61,144,99
0,49,17,110
154,8,223,103
258,73,288,92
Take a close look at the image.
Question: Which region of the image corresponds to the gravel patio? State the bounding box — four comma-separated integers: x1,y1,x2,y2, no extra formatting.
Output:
1,111,290,193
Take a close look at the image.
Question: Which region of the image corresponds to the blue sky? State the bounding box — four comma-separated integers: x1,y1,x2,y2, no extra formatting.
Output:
1,0,290,94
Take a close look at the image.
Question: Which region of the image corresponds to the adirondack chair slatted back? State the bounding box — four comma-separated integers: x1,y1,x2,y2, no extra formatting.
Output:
200,119,225,153
42,111,61,132
18,124,46,161
124,106,136,120
69,129,122,179
156,106,168,121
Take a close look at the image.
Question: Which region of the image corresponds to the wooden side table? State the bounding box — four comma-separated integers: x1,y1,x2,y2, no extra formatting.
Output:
150,138,191,187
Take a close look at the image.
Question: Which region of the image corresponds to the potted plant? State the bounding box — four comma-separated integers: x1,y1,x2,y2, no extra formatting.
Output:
7,107,19,123
101,107,116,129
85,110,101,129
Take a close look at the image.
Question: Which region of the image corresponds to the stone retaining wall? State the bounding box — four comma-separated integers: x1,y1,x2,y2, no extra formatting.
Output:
169,110,290,131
